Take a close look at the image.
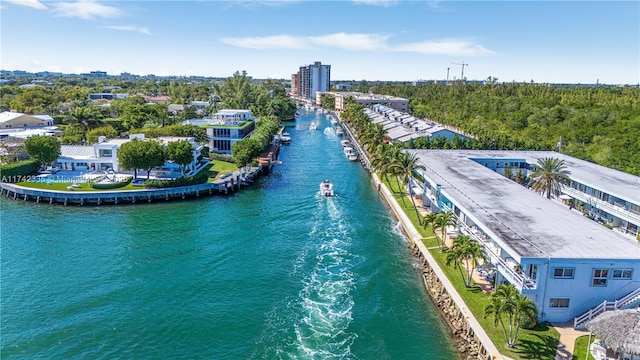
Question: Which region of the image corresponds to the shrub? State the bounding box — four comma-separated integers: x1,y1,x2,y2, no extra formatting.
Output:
210,153,234,163
0,159,41,182
90,176,132,189
143,170,209,189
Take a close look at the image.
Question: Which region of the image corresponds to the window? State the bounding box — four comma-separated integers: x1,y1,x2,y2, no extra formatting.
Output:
592,269,608,286
549,298,570,308
553,268,574,279
612,269,632,279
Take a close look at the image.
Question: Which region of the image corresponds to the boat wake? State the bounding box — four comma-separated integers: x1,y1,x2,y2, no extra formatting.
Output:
323,127,337,138
290,196,357,359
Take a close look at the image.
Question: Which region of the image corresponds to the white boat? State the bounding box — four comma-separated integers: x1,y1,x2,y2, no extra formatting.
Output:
280,132,291,144
309,121,317,131
330,117,338,126
335,127,344,136
344,147,358,161
341,139,351,148
320,179,334,197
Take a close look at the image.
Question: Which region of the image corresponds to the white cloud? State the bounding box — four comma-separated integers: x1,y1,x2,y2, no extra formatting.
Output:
394,39,494,56
351,0,398,7
220,35,312,50
310,33,389,51
5,0,47,10
220,33,494,57
51,0,122,20
105,25,151,35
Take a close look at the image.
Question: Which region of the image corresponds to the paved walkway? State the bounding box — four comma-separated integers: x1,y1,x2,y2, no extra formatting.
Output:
552,322,589,360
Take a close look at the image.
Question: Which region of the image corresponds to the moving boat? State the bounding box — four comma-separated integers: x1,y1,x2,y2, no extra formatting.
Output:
310,121,317,131
320,179,334,197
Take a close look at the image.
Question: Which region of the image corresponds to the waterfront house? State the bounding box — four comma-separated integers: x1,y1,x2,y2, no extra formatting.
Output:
317,92,409,112
199,109,255,155
408,149,640,324
57,134,204,176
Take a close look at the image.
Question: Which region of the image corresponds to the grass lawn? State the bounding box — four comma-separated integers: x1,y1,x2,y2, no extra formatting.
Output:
17,180,140,191
208,160,238,181
572,336,595,360
381,176,561,360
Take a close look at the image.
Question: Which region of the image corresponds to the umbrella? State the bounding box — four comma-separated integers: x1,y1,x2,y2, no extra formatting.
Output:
585,308,640,356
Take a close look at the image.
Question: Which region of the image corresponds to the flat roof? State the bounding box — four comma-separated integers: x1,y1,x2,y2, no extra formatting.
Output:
408,150,640,260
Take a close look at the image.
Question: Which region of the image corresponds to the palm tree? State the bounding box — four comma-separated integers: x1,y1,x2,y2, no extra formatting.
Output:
66,107,102,130
445,235,484,287
484,283,538,348
529,157,571,199
389,151,426,225
435,210,455,250
422,212,438,234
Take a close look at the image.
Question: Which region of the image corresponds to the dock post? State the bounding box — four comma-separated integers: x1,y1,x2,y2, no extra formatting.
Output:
49,197,53,205
37,196,41,203
64,199,68,206
148,195,151,203
24,194,28,201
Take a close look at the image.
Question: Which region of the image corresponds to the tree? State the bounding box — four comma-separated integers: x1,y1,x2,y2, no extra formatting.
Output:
484,284,538,348
389,151,426,225
422,212,438,234
66,107,102,130
444,235,484,287
85,126,118,144
529,157,571,199
166,140,194,176
117,139,166,179
24,135,61,168
231,137,261,168
435,210,456,250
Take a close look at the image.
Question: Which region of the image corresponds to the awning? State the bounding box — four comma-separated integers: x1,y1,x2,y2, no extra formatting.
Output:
559,194,572,200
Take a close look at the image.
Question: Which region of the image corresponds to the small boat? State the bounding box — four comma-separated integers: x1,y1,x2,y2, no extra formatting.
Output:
309,121,317,131
320,180,334,197
341,139,351,148
280,132,291,144
335,127,344,136
344,147,358,161
330,117,338,126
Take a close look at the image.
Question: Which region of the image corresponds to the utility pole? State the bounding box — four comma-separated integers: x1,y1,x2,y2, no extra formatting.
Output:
446,67,450,84
451,62,468,81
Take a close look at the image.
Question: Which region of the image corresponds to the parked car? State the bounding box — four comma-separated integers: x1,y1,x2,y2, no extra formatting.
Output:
132,178,144,186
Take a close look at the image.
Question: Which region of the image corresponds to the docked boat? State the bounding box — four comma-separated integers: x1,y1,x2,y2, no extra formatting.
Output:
335,127,344,136
280,132,291,144
330,117,338,126
309,121,317,131
341,139,351,148
320,180,334,197
344,147,358,161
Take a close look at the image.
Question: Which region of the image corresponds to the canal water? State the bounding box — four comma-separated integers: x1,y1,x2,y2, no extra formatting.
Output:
1,109,457,359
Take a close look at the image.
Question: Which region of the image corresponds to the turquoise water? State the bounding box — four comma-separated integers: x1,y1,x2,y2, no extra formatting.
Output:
1,109,457,359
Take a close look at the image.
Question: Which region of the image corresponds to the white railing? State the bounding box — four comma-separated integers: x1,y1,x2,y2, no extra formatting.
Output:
573,287,640,328
562,187,640,225
456,218,537,291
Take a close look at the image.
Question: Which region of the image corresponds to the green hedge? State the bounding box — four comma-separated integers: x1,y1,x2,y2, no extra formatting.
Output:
0,159,41,182
209,153,234,163
143,170,209,189
90,176,132,189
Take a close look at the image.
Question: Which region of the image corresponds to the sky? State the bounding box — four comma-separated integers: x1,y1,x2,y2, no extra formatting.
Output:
1,0,639,84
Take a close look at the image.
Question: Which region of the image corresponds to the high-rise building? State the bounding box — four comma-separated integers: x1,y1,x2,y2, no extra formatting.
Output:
292,61,330,99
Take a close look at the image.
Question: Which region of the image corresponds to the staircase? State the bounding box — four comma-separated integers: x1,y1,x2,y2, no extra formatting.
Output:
573,287,640,329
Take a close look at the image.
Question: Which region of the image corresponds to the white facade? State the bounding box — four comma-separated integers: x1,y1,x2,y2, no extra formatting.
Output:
409,150,640,323
57,134,203,176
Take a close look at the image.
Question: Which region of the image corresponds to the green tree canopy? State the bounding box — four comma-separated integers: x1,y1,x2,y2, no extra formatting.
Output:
117,139,166,179
86,126,119,144
166,140,194,175
24,135,61,167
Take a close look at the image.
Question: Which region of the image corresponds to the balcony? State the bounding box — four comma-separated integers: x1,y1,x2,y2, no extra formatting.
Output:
457,220,538,293
562,187,640,225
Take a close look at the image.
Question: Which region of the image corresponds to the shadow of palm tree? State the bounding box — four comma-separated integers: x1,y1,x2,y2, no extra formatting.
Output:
514,331,559,360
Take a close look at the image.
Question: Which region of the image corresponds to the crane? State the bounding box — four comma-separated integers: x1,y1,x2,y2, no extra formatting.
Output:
451,62,468,81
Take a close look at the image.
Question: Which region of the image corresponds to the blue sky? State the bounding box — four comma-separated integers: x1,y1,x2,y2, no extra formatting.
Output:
1,0,638,84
